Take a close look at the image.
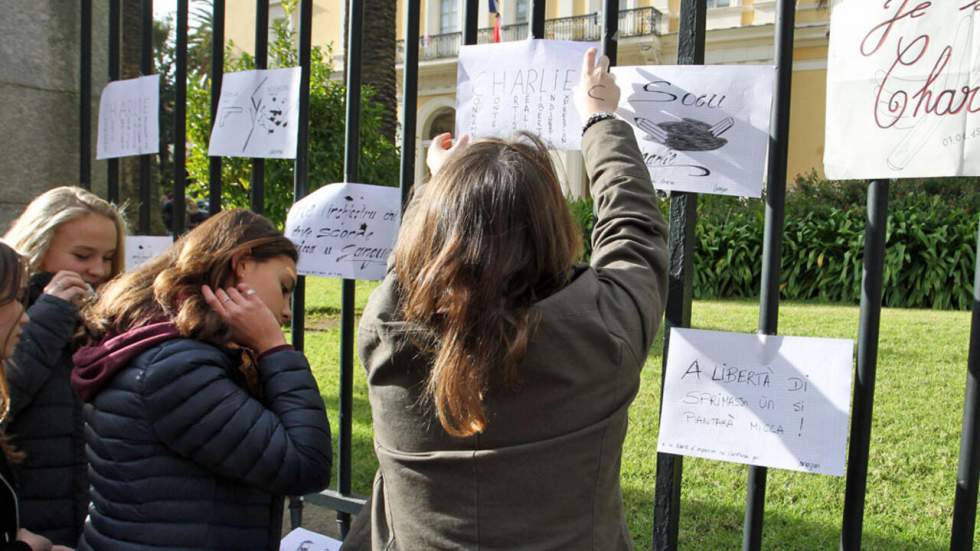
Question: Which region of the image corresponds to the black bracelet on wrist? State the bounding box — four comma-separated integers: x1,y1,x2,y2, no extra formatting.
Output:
582,112,618,136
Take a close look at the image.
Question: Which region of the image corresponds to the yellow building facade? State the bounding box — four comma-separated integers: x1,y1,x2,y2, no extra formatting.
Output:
225,1,830,194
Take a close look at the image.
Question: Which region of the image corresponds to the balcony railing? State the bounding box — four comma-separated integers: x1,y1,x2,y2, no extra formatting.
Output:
397,7,663,63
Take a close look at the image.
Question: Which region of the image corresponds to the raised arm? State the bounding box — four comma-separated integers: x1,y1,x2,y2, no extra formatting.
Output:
575,48,669,365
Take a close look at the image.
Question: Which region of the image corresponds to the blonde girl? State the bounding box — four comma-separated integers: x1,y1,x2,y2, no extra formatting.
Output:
3,186,126,546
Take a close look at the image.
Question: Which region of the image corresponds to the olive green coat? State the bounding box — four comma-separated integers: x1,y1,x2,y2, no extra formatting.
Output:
354,119,669,550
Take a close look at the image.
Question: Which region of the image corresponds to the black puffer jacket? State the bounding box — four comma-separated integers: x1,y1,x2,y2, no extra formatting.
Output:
5,293,87,546
76,336,332,551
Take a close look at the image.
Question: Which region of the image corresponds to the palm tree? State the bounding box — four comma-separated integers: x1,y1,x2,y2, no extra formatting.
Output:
345,0,397,142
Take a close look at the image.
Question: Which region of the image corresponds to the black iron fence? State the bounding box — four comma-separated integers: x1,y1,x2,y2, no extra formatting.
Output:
397,6,662,63
71,0,980,549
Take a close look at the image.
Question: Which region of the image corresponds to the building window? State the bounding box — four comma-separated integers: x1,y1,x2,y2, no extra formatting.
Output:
428,109,456,139
707,0,732,7
440,0,459,33
516,0,529,24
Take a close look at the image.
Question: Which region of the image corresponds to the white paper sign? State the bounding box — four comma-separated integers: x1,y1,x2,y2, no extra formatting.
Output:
611,65,775,198
456,39,596,150
96,75,160,160
208,67,301,159
124,235,173,272
825,1,980,179
285,183,400,280
657,328,854,476
279,527,342,551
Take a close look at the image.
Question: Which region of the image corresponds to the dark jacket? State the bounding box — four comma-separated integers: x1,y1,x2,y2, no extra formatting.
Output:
0,451,33,551
5,291,87,546
352,119,669,550
74,327,333,551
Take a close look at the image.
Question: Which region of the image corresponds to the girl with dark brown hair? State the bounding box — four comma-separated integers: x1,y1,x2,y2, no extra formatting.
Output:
349,49,669,549
72,209,332,551
0,241,71,551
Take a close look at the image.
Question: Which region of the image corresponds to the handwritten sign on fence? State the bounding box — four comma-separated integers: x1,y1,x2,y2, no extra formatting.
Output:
280,527,341,551
124,235,173,272
209,68,301,159
657,328,854,476
456,39,596,150
285,183,400,280
612,65,775,198
97,75,160,160
825,1,980,179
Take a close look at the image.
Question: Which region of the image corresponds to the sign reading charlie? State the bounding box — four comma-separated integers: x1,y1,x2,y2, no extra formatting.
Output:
456,39,595,150
825,0,980,179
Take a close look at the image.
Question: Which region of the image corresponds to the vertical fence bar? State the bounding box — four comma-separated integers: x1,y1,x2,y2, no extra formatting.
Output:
743,1,796,549
840,179,890,550
399,0,421,208
288,0,314,531
530,0,546,39
107,0,121,203
80,0,92,189
337,0,365,538
251,0,269,214
950,219,980,551
652,1,704,548
600,0,618,64
173,0,188,235
209,0,225,215
138,0,154,234
653,0,708,551
463,0,479,45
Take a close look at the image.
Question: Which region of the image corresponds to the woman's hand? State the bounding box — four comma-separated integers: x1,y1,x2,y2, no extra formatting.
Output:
574,47,621,119
43,271,93,305
426,132,470,177
16,529,52,551
202,283,287,354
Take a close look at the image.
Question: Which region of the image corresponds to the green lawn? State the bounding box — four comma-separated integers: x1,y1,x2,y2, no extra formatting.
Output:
300,277,974,550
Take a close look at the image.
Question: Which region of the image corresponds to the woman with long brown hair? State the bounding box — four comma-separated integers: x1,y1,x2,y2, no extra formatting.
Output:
350,49,669,549
73,209,331,550
0,241,71,551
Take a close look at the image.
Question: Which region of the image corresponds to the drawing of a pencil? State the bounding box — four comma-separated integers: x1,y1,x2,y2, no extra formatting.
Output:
709,117,735,137
635,117,669,143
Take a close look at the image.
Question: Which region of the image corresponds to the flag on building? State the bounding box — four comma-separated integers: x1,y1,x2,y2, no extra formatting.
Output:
489,0,502,43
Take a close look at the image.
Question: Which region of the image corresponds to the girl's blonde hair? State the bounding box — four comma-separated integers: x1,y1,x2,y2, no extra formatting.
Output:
4,186,127,277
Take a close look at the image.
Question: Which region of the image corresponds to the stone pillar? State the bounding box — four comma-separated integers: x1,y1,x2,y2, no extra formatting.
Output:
0,0,109,232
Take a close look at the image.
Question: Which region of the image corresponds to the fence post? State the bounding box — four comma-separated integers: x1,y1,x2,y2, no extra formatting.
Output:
107,0,120,203
742,0,796,549
208,0,225,215
950,218,980,551
463,0,479,46
840,178,889,550
652,1,704,549
399,0,420,208
138,0,154,234
336,0,365,538
80,0,92,190
251,0,269,214
172,0,188,235
530,0,546,39
600,0,618,63
287,0,314,531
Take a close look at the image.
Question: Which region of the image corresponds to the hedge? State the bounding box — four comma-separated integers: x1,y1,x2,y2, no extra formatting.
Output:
567,173,980,310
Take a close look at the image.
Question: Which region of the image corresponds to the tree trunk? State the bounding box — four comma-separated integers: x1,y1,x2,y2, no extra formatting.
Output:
345,0,398,142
